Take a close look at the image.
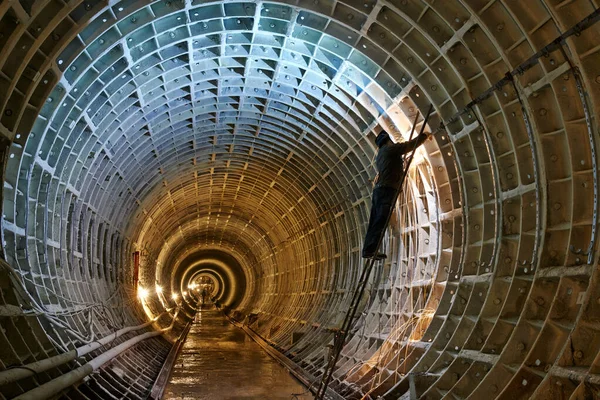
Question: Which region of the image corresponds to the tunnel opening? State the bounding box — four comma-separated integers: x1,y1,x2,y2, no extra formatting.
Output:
1,0,600,399
173,250,247,310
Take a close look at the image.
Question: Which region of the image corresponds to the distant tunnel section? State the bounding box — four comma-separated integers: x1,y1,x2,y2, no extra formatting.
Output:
173,250,247,310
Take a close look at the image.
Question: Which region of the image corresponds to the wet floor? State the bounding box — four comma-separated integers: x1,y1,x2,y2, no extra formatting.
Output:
162,306,313,399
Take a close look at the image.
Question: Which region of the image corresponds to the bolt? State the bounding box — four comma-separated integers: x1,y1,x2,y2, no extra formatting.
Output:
517,342,525,351
536,297,545,306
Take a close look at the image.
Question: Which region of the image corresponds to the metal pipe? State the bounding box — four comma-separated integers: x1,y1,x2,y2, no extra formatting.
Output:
13,309,180,400
0,311,169,385
436,7,600,131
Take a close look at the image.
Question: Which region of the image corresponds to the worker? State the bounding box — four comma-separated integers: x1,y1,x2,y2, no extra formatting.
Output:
201,287,208,305
362,129,429,260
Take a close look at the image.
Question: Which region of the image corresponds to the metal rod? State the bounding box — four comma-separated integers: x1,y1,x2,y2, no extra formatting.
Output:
435,7,600,133
149,317,193,399
558,46,598,264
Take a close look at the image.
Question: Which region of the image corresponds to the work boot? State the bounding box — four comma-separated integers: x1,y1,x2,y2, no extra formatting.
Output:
362,253,387,260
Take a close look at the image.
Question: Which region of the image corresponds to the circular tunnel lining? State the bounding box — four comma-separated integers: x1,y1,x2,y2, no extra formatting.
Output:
175,250,247,309
0,1,599,399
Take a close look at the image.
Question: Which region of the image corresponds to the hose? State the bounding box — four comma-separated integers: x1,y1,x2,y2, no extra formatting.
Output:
13,308,180,400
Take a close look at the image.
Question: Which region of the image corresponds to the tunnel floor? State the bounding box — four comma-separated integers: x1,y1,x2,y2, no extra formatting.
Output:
162,306,313,399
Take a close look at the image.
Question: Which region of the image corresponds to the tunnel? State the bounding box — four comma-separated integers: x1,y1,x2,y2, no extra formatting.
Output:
0,0,600,398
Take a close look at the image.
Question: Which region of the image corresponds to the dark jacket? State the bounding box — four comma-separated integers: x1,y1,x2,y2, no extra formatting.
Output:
374,133,427,189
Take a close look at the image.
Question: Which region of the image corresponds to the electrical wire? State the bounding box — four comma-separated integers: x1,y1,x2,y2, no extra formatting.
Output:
1,261,144,348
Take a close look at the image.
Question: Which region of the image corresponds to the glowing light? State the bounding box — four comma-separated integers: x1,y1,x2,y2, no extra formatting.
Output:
138,287,148,300
156,285,163,293
172,293,179,300
182,291,188,296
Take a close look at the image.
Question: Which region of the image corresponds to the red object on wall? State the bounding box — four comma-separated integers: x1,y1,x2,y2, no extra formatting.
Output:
133,251,140,291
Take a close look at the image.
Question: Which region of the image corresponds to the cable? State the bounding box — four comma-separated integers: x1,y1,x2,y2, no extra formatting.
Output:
0,260,147,349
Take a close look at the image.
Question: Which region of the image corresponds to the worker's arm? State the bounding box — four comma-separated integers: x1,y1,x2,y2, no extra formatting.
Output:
400,132,428,154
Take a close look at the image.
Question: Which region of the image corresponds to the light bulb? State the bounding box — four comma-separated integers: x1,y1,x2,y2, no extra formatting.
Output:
138,287,148,299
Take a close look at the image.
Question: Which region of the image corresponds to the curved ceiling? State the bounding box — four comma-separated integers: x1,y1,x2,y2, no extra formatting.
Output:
1,0,600,399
